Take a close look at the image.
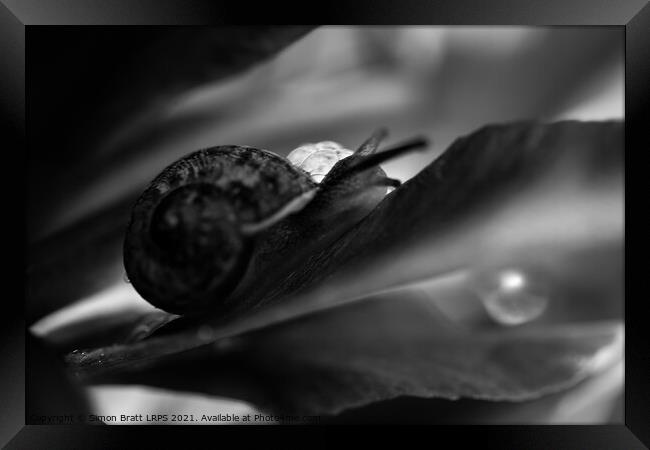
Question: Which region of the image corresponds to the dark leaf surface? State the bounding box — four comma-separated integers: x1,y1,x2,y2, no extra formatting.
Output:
74,296,621,416
63,120,623,415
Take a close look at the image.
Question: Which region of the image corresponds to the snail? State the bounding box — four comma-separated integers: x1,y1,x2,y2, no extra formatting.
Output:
124,128,428,315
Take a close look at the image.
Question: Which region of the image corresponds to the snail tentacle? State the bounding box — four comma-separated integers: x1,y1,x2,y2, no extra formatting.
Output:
340,136,430,177
354,127,389,156
240,188,318,235
382,177,402,189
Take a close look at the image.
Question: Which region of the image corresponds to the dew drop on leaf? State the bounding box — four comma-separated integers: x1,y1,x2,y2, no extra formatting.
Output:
470,268,549,325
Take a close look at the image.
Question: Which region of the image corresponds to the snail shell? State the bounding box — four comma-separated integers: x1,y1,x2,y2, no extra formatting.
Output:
124,130,427,315
124,146,316,314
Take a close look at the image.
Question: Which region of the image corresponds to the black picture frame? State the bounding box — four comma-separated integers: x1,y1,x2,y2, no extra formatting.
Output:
4,0,647,447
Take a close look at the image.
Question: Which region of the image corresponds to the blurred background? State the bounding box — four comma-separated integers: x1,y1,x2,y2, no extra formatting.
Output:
27,26,623,242
26,26,623,424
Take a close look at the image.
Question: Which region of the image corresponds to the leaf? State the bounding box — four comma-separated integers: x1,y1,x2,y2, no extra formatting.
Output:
64,120,623,415
68,293,622,416
235,297,620,416
29,282,178,353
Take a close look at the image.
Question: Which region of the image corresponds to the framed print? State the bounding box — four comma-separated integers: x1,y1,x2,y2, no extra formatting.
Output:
3,0,647,447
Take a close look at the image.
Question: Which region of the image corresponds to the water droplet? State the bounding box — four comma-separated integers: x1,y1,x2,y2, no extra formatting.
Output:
123,272,131,283
67,349,89,364
470,267,549,326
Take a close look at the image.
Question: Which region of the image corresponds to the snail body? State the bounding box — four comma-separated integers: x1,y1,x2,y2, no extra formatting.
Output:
124,130,427,315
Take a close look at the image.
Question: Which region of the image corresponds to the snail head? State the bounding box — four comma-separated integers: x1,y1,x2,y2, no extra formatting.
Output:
306,128,430,223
